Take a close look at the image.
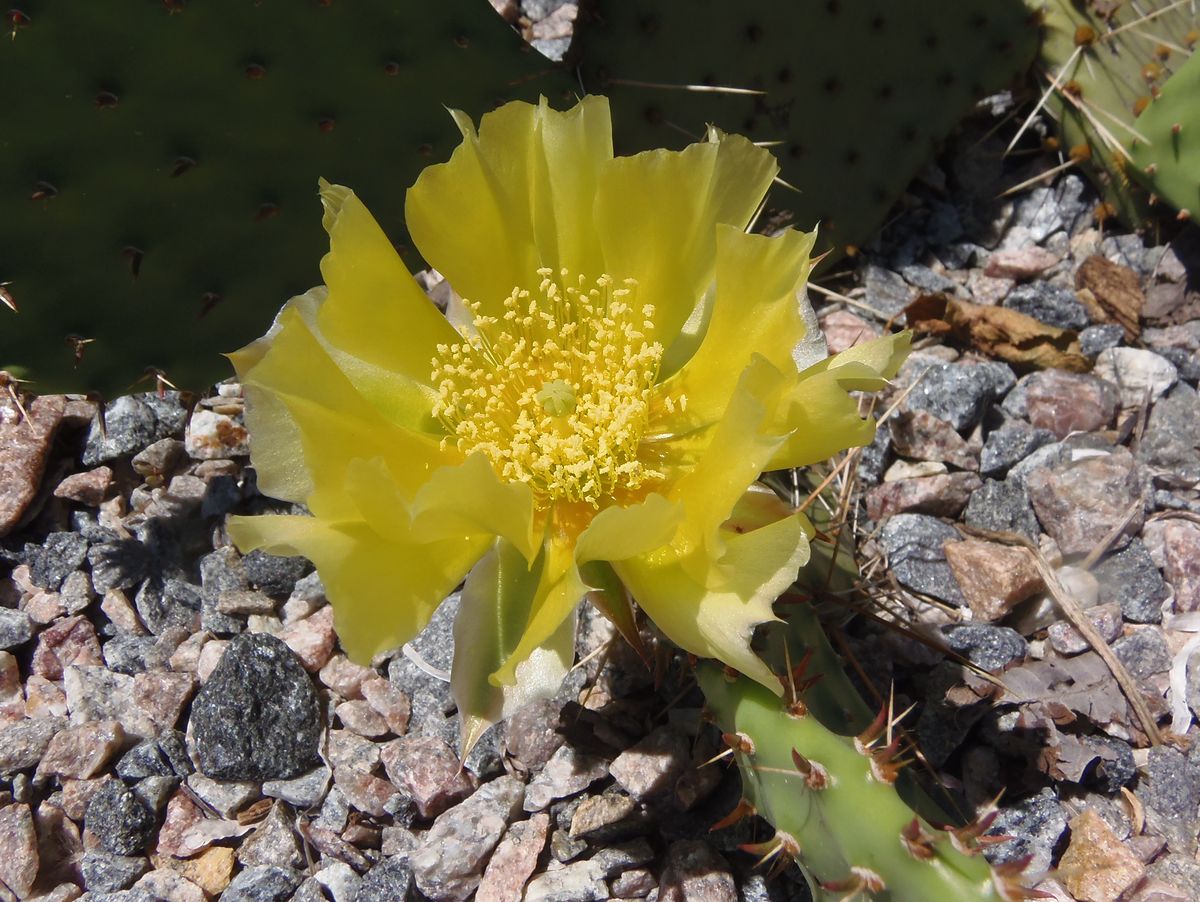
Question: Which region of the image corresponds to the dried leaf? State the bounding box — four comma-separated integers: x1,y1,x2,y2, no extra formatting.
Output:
998,652,1169,745
1074,255,1143,340
904,294,1091,372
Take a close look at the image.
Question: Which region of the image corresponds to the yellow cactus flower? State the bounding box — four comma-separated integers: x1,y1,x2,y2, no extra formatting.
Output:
227,96,907,747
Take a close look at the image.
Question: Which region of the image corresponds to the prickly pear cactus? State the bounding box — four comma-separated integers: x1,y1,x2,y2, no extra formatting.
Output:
1030,0,1199,223
569,0,1038,262
0,1,574,396
1129,48,1200,220
697,603,1026,901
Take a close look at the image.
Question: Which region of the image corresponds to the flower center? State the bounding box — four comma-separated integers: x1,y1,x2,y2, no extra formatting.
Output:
432,268,669,507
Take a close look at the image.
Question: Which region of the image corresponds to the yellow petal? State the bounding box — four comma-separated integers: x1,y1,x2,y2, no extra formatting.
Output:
615,512,811,694
240,305,453,504
406,96,613,315
228,288,326,505
767,332,911,469
227,512,487,664
315,181,461,431
453,541,576,756
490,535,587,687
664,355,791,562
659,224,816,428
574,493,681,564
594,131,778,350
409,452,539,563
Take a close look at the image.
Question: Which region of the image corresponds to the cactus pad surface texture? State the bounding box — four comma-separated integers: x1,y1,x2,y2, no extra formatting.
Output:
570,0,1038,263
0,0,574,396
1031,0,1199,223
698,602,1021,901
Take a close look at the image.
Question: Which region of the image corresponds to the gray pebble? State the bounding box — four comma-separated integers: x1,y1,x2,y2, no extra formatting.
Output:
86,780,156,856
0,608,33,650
942,624,1028,671
904,362,998,433
1080,324,1125,357
29,531,89,590
81,852,149,893
880,514,964,605
1093,540,1168,624
963,478,1041,542
222,866,304,902
191,632,321,781
1003,281,1089,331
980,420,1056,479
984,787,1068,877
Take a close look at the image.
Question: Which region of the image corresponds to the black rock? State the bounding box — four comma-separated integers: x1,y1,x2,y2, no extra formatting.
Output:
915,662,988,768
1137,383,1200,486
879,514,964,605
222,866,304,902
358,856,416,902
1080,323,1125,357
942,624,1028,671
856,419,892,486
973,360,1018,399
1003,281,1090,331
903,362,997,433
1158,347,1200,384
135,578,201,635
116,732,193,780
860,264,912,317
1083,735,1136,793
1113,628,1172,680
389,593,458,738
980,420,1056,479
963,478,1041,542
984,788,1068,876
86,780,157,855
191,632,321,781
1093,540,1168,624
1011,186,1064,242
82,395,161,465
71,510,120,545
242,549,312,598
1142,747,1200,823
80,851,149,892
28,531,89,590
199,546,248,594
88,540,151,593
80,391,187,467
0,608,33,650
102,635,162,675
900,263,957,293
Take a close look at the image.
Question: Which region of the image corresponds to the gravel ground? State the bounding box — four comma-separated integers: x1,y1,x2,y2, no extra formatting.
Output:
2,5,1200,901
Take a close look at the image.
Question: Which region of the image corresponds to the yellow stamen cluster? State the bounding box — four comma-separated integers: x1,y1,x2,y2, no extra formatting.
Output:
433,268,671,507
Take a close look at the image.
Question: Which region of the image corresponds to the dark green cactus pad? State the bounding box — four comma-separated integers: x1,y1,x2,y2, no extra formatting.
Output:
1033,0,1198,224
1129,48,1200,220
0,1,574,396
569,0,1038,263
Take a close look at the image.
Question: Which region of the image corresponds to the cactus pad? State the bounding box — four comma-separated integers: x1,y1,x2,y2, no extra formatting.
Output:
570,0,1038,262
698,603,1023,900
1129,48,1200,219
0,1,574,396
1031,0,1198,223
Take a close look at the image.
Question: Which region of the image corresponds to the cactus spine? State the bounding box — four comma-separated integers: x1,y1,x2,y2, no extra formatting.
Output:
1029,0,1199,222
697,602,1027,901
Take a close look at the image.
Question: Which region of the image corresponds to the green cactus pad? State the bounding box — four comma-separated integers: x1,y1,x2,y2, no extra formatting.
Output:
570,0,1038,263
1129,48,1200,219
698,603,1010,901
1031,0,1198,223
0,1,574,396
